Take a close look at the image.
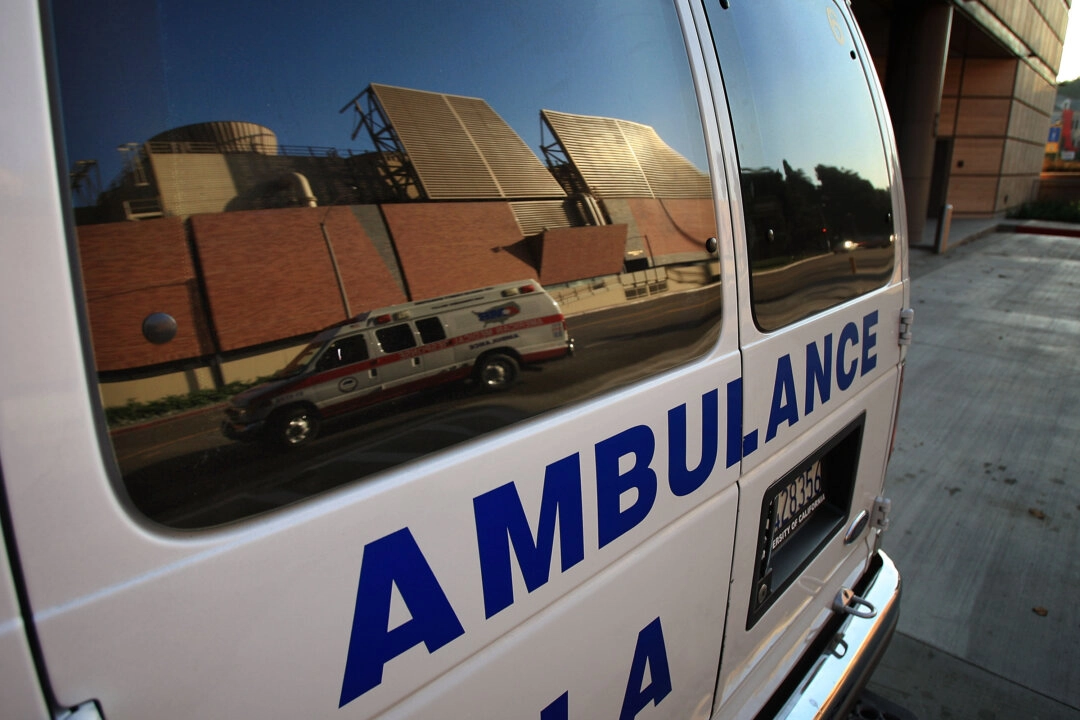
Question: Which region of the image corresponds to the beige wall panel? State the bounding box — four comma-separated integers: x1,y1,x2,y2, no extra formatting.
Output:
981,0,1016,28
1013,62,1037,108
1008,101,1052,144
1036,78,1057,115
1034,18,1054,65
99,367,217,408
988,1,1061,68
151,154,237,217
939,98,958,137
1030,6,1046,43
221,344,309,384
1002,139,1046,175
1022,7,1040,46
961,59,1017,97
1045,31,1065,73
952,138,1005,175
1015,1,1031,33
966,1,1065,74
1015,61,1057,113
1044,0,1068,42
1015,63,1032,108
956,98,1011,136
997,174,1039,210
947,175,999,215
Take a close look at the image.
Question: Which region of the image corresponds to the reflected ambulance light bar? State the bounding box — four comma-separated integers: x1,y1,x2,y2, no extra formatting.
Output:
502,284,536,297
366,310,411,326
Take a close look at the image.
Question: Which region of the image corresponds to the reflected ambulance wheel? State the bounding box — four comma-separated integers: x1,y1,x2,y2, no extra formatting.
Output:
475,353,519,391
272,405,321,449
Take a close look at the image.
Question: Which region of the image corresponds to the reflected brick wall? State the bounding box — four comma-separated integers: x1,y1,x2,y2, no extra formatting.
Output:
383,202,538,299
192,207,405,351
534,224,627,286
625,198,716,259
78,218,213,371
79,199,705,374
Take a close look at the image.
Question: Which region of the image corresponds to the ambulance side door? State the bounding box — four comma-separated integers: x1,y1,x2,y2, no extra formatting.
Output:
2,1,741,719
411,316,459,380
310,332,382,410
370,322,425,391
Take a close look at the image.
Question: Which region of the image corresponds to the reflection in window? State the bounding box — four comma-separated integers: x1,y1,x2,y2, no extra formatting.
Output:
318,335,369,371
375,324,417,354
55,0,724,527
416,318,446,344
706,0,895,331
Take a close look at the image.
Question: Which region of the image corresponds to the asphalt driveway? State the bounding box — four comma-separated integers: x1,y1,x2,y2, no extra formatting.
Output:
867,225,1080,719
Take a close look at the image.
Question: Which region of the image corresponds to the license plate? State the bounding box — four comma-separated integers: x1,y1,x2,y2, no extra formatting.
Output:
748,415,864,628
769,460,826,553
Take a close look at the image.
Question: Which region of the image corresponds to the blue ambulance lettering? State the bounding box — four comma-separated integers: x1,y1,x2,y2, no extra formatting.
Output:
541,692,570,720
596,425,658,549
474,454,585,619
538,617,671,720
338,309,883,705
668,388,719,496
619,617,672,720
759,310,879,448
339,528,465,707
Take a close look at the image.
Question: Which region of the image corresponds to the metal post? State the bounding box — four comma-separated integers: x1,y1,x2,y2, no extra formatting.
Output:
935,203,953,254
319,215,354,319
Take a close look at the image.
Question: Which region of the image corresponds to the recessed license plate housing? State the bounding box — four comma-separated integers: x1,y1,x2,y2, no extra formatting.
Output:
747,414,865,628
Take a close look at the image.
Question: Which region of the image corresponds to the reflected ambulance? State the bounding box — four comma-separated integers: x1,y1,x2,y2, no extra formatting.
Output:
223,281,573,447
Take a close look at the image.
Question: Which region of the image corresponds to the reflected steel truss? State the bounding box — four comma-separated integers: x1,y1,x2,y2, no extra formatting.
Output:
540,119,591,197
340,87,423,201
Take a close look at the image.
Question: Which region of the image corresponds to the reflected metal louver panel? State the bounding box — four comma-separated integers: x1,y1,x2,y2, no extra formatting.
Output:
509,200,577,236
369,84,566,201
541,110,711,199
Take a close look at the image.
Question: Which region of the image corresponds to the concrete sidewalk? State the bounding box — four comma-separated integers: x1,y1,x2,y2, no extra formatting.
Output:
866,224,1080,718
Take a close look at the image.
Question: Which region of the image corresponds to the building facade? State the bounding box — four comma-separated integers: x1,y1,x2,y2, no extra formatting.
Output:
854,0,1070,241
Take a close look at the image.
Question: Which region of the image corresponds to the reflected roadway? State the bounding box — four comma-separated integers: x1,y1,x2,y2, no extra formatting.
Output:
112,285,722,528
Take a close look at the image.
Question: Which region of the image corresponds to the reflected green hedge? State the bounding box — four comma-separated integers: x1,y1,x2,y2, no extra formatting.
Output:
105,380,261,427
1008,200,1080,224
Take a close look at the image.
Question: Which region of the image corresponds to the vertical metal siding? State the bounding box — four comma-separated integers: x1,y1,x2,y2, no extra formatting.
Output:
370,84,566,200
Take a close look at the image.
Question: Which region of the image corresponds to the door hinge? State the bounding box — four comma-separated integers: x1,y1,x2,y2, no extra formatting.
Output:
898,308,914,346
871,496,891,532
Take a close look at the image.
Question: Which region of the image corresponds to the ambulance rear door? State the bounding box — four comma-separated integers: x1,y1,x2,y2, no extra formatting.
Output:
695,0,909,713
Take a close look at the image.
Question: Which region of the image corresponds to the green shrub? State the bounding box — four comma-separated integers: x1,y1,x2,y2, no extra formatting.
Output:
1008,200,1080,223
105,379,263,427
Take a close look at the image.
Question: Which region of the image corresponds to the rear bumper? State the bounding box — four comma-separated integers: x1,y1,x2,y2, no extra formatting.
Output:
773,550,901,719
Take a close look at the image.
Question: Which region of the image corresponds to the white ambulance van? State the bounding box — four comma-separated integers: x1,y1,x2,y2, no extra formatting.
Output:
223,281,574,448
0,0,911,718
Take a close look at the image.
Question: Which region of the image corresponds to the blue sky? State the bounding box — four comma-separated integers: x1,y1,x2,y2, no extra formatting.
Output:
1058,1,1080,82
52,0,709,188
707,0,892,190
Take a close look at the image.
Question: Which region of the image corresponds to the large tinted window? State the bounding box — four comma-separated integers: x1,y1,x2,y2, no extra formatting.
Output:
375,325,417,354
54,0,723,528
416,318,446,344
317,335,369,371
706,0,895,331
